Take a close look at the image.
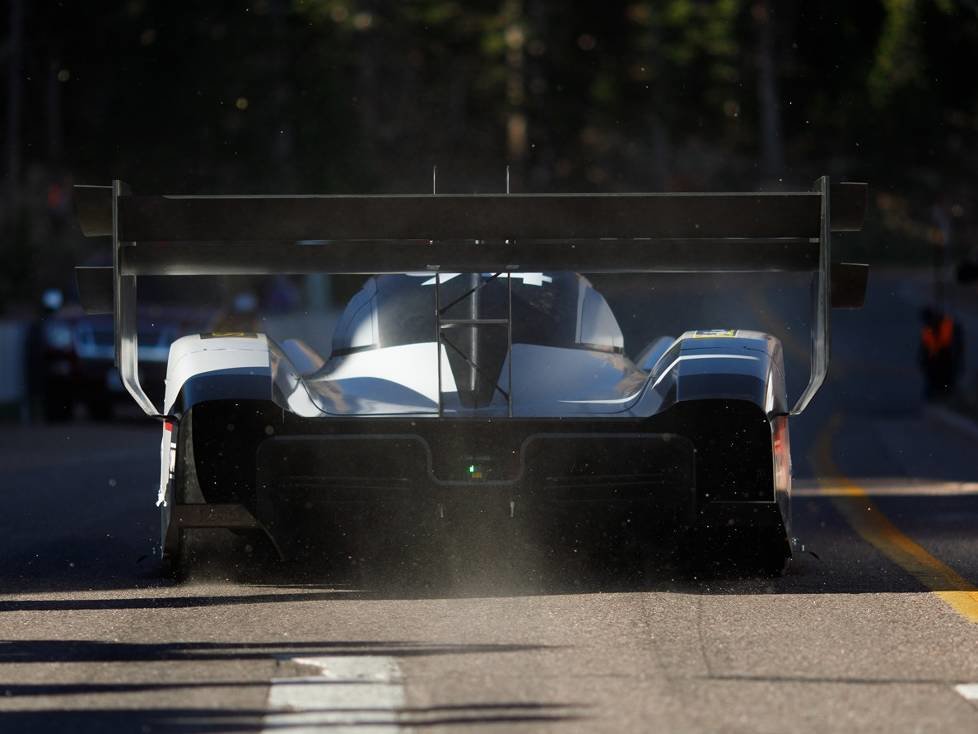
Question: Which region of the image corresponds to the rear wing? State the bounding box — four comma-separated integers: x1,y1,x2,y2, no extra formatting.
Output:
74,177,867,417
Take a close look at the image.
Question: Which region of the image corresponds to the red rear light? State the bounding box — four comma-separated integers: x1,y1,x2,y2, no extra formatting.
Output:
772,415,791,494
163,421,173,432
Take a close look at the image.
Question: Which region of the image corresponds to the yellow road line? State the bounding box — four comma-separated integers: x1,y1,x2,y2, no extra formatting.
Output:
813,413,978,622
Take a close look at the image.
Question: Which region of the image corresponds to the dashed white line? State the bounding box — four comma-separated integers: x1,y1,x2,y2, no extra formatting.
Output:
955,683,978,701
263,655,406,733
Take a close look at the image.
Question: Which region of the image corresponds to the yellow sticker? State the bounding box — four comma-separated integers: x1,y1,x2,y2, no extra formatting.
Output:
202,331,259,339
691,329,737,338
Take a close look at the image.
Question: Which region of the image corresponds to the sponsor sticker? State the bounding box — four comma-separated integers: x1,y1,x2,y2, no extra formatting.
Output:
202,332,259,339
691,329,738,338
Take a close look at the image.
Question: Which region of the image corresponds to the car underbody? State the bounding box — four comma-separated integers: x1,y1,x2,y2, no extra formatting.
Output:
163,396,790,574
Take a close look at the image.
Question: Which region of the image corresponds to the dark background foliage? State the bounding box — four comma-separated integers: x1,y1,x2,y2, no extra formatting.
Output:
2,0,977,309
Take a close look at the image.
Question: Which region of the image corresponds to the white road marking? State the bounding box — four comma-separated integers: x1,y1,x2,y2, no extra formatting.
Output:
263,655,406,733
955,683,978,701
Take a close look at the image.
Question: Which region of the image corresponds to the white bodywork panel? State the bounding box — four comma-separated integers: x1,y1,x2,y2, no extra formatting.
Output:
163,334,272,414
301,343,456,416
157,421,173,507
297,341,647,417
162,332,657,418
162,328,778,420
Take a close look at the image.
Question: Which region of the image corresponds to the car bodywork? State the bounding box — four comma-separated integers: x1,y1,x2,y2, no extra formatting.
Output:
74,179,867,574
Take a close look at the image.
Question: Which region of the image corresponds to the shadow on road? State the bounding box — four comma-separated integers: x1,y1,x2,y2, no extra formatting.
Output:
0,639,551,664
0,704,582,733
0,639,584,730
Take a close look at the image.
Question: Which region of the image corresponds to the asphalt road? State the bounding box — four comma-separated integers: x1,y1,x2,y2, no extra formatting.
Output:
3,268,978,733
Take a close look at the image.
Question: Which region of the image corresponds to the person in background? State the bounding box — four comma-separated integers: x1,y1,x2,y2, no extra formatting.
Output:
209,291,260,333
25,289,65,421
919,307,964,400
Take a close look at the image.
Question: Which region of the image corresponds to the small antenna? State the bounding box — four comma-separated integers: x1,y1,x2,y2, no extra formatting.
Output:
505,166,512,245
432,165,437,195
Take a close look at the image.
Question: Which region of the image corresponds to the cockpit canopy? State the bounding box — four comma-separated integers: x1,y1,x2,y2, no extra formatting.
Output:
331,272,624,356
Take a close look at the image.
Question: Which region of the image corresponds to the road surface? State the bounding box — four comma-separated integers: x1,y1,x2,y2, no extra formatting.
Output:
2,268,978,733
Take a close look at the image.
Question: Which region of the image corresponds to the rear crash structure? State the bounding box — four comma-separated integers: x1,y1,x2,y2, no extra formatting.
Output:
74,179,867,575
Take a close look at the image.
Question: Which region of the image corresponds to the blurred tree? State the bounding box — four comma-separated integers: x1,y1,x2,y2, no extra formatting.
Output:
3,0,978,309
753,0,784,182
869,0,926,109
613,0,742,188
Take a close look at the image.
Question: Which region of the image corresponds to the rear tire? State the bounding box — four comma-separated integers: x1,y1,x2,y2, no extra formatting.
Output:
161,423,191,580
160,496,187,580
161,445,283,581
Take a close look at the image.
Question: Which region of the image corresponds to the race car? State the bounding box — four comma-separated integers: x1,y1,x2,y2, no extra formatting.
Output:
73,179,867,576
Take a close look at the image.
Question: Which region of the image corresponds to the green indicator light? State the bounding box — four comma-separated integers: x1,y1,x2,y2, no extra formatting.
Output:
468,465,476,474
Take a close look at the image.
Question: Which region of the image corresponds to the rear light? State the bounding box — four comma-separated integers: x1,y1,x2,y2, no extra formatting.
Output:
772,415,791,495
